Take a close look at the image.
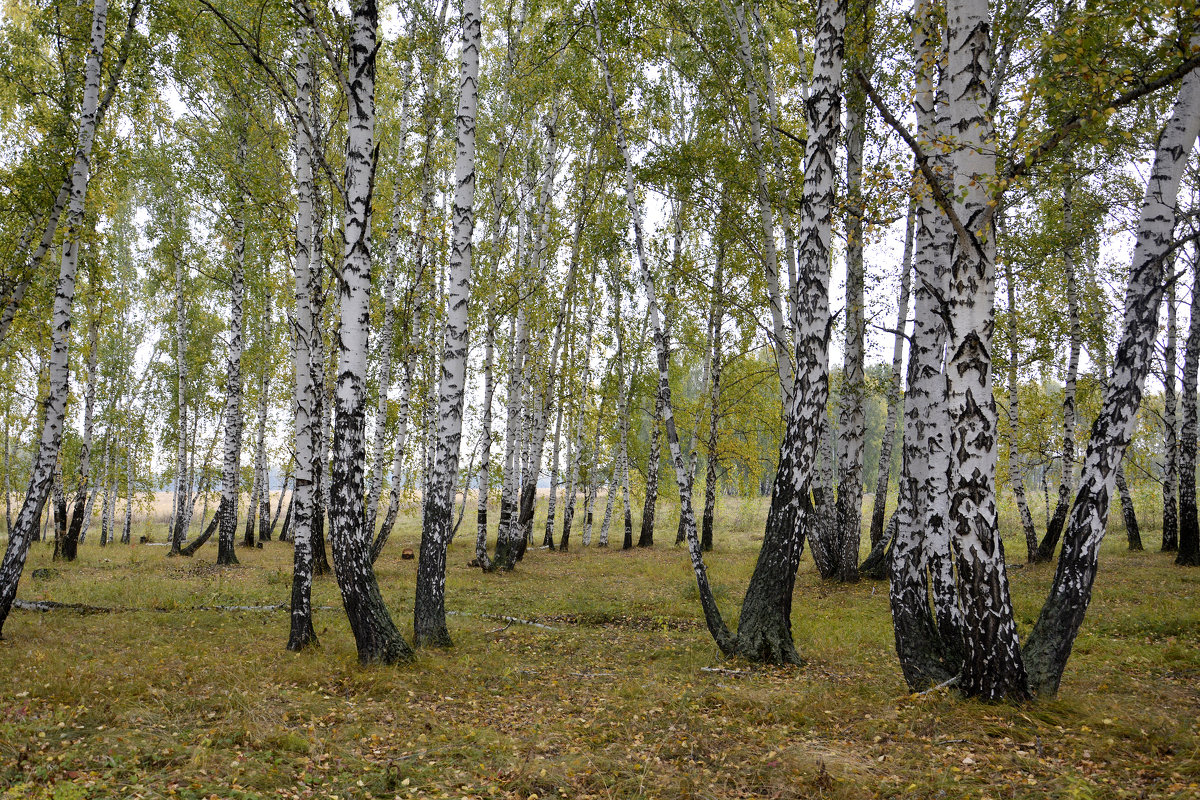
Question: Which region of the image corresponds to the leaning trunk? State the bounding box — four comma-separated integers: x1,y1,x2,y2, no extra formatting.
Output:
0,0,110,637
1023,47,1200,696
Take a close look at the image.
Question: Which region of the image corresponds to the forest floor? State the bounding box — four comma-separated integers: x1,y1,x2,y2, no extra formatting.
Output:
0,495,1197,799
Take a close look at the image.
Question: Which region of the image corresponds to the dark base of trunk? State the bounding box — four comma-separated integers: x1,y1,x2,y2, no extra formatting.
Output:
859,520,894,580
732,608,802,665
622,509,634,550
180,513,220,557
286,617,318,652
1034,500,1070,562
217,497,240,565
868,503,886,550
560,506,574,552
312,511,332,575
414,498,453,649
638,501,655,548
1177,496,1200,565
60,497,86,562
278,501,294,542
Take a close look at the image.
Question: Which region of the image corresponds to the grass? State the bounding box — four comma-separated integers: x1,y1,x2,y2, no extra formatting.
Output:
0,492,1198,799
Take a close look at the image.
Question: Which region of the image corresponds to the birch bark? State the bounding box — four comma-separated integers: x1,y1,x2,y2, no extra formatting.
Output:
1024,39,1200,695
414,0,480,647
287,28,318,651
1162,276,1180,552
63,314,99,560
329,0,412,664
1178,255,1200,566
218,128,248,566
0,0,110,635
868,200,914,550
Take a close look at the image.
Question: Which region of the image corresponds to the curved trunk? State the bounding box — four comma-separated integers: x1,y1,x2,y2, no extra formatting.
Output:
1037,181,1082,562
0,0,110,636
593,4,737,656
722,0,793,405
1004,236,1039,562
1024,47,1200,696
868,199,913,552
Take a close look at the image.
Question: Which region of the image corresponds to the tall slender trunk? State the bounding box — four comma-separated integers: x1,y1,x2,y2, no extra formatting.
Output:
1004,232,1039,562
561,297,597,552
373,300,420,562
287,29,318,650
582,391,604,547
242,453,260,545
889,0,959,691
365,73,414,541
328,0,412,664
508,114,568,566
170,248,189,555
255,299,271,542
0,0,110,636
414,0,480,647
543,398,565,549
309,173,332,577
1024,42,1200,696
834,44,869,583
99,431,113,546
722,0,793,404
619,365,635,552
494,311,527,565
218,128,248,566
868,199,914,550
730,0,846,662
1162,274,1180,552
0,0,139,348
121,441,133,544
593,3,736,657
1178,254,1200,566
63,315,99,561
475,325,495,567
1037,180,1082,561
702,241,726,553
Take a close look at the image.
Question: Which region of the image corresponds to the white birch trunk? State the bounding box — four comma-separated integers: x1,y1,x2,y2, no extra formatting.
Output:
328,0,411,664
0,0,109,634
1026,43,1200,694
287,28,318,650
414,0,480,646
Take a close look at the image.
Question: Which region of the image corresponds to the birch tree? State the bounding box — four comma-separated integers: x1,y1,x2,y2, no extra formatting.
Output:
0,0,113,636
414,0,481,648
327,0,412,665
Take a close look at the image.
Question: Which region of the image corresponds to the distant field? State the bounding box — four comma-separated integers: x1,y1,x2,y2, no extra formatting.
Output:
0,493,1196,799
